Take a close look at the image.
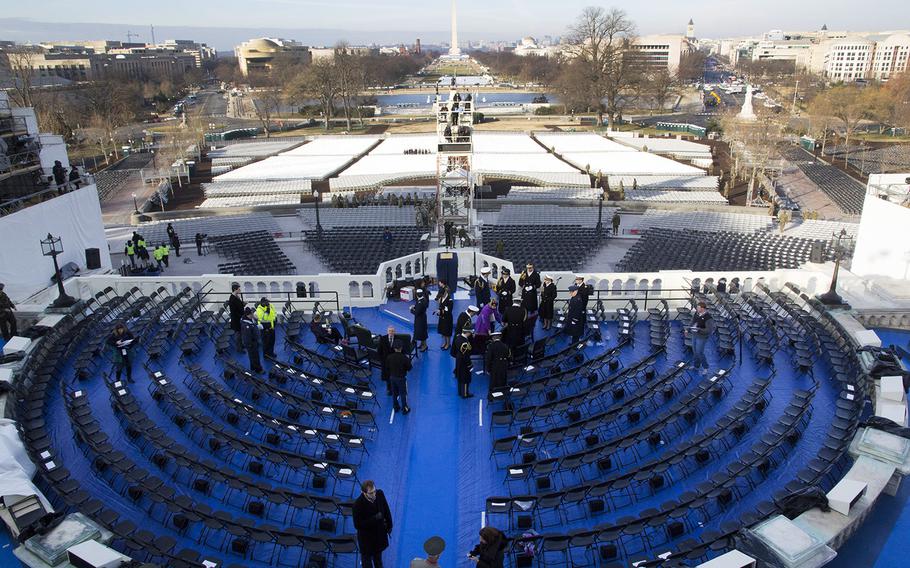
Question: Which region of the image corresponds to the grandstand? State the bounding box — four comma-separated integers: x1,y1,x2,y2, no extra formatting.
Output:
2,126,910,568
782,147,867,215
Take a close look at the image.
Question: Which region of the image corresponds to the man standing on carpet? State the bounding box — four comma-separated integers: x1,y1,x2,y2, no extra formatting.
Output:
353,480,393,568
474,267,492,307
685,301,714,376
386,341,412,414
452,305,479,353
378,325,397,395
255,297,277,358
411,288,429,352
454,323,474,398
564,284,586,343
228,284,245,352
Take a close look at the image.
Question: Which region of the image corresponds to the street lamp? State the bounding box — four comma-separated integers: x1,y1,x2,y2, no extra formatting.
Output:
818,229,849,307
596,189,606,233
313,190,322,233
40,234,77,308
132,192,139,213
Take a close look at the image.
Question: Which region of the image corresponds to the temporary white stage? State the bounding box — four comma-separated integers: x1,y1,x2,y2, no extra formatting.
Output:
279,136,380,157
213,155,356,182
535,132,636,154
207,140,304,159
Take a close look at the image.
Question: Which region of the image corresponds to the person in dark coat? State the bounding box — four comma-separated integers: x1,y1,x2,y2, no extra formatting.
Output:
240,308,263,373
411,288,429,351
310,312,342,345
0,283,17,341
453,324,474,398
573,275,592,309
52,160,66,190
484,331,511,400
564,285,586,342
386,342,412,413
494,268,515,316
435,282,454,350
518,263,541,311
452,306,479,353
169,231,181,257
539,275,557,330
228,283,245,351
68,166,81,189
502,298,527,349
107,322,135,383
352,480,393,568
469,526,508,568
195,233,205,256
378,325,397,395
475,267,492,306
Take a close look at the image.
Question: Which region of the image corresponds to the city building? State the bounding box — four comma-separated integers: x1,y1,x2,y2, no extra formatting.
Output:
36,39,215,68
7,50,196,82
630,34,695,72
513,37,561,58
235,38,311,76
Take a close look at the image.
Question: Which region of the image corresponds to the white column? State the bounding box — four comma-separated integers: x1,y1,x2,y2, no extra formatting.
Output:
449,0,461,56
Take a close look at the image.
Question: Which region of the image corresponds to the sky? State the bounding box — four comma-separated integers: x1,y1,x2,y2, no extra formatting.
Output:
1,0,906,50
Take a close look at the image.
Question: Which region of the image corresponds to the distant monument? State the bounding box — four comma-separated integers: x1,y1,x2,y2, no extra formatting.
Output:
737,84,757,121
448,0,461,57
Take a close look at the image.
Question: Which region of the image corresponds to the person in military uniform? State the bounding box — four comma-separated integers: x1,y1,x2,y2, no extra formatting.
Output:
411,288,429,352
564,284,587,342
502,298,528,349
573,275,592,309
453,323,474,398
539,274,557,330
518,263,541,311
474,266,492,307
452,305,479,353
485,330,511,400
494,268,515,316
435,281,454,350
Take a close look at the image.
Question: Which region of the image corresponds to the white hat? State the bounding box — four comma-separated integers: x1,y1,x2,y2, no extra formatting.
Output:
574,274,585,281
480,267,491,274
543,274,554,281
467,305,480,313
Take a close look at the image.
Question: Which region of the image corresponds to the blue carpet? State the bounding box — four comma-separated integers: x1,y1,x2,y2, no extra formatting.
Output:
3,294,861,567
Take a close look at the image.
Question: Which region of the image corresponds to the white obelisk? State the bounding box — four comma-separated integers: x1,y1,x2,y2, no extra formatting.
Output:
737,84,757,121
448,0,461,56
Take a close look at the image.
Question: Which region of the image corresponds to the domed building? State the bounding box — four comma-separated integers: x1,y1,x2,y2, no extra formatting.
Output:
235,37,311,76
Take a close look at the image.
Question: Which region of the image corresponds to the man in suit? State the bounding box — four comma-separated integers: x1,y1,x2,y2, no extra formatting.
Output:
378,325,397,395
240,308,264,373
352,480,393,568
386,342,412,413
453,323,474,398
228,283,244,352
485,330,511,400
564,285,586,343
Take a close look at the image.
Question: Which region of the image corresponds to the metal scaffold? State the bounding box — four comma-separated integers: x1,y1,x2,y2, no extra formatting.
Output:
434,85,477,247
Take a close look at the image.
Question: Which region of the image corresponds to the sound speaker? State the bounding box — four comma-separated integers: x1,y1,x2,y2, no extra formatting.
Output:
85,248,101,270
810,241,825,263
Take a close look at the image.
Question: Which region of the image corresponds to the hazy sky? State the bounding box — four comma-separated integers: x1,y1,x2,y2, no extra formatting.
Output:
2,0,905,48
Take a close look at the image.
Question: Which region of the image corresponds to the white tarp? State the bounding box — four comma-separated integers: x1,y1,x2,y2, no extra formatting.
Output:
0,185,111,302
0,419,53,512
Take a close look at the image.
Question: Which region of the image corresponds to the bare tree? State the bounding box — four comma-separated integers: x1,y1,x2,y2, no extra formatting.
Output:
334,43,358,130
809,85,876,162
251,83,284,138
677,50,707,84
82,80,142,163
644,68,679,113
3,48,39,107
565,6,638,128
287,58,339,131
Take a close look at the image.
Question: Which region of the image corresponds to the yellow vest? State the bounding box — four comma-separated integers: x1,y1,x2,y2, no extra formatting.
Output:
137,239,146,249
256,304,277,327
153,247,164,260
126,244,135,255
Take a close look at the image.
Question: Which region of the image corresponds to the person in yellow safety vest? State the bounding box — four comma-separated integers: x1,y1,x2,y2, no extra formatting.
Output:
153,245,165,270
162,243,171,268
255,298,278,358
124,240,136,268
136,238,148,267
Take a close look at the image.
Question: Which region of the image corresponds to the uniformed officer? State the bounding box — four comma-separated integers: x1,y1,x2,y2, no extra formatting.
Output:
453,323,474,398
475,267,492,307
153,244,165,270
452,305,479,352
495,268,515,316
411,288,429,352
518,263,541,311
484,330,511,400
255,297,278,358
241,308,264,373
502,298,527,349
564,284,586,342
573,275,592,309
124,240,136,269
162,243,171,268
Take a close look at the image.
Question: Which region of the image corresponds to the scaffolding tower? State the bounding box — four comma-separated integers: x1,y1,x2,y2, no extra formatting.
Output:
434,86,477,246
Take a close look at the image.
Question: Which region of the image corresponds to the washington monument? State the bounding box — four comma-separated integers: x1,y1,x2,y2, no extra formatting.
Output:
448,0,461,56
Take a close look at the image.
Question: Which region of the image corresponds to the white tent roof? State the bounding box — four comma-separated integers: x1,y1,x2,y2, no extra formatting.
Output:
280,135,380,157
561,151,703,177
214,155,354,181
202,180,312,197
536,132,635,154
473,132,547,154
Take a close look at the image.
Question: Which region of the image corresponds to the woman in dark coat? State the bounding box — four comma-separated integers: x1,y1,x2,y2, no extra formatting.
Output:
564,285,586,342
539,275,557,330
435,282,454,350
469,526,507,568
411,288,429,351
352,480,393,568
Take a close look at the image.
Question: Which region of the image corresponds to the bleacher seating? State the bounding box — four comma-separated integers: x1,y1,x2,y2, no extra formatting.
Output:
617,228,830,272
481,204,615,228
136,213,280,244
210,230,297,275
783,146,865,215
297,206,418,230
481,224,610,271
625,190,728,204
304,226,425,273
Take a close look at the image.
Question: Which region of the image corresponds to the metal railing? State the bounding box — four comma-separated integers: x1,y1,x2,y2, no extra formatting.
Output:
0,149,42,175
196,289,342,315
0,175,96,217
0,115,28,136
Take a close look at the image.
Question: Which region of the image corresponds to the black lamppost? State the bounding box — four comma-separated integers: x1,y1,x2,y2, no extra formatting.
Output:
132,192,139,213
596,187,606,233
819,228,849,307
40,233,77,308
313,190,322,233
